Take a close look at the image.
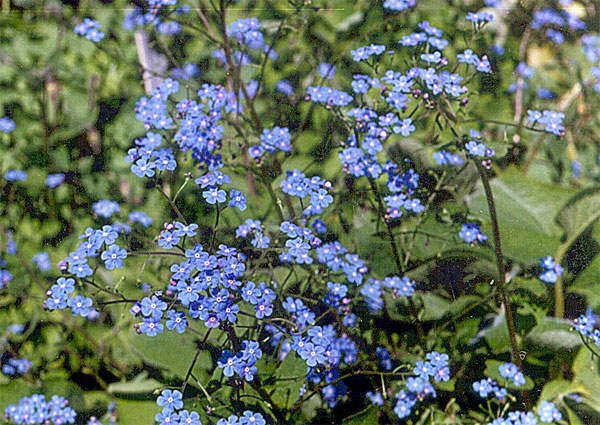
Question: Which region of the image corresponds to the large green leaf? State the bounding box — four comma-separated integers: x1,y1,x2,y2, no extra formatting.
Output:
525,317,582,350
468,167,573,264
124,328,212,388
556,188,600,236
569,254,600,308
107,371,163,396
115,399,162,424
270,352,307,410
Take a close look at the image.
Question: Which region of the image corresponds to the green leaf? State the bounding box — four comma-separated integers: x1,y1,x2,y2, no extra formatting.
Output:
468,167,573,264
418,292,451,321
0,380,33,411
479,310,512,354
557,188,600,236
539,379,587,402
569,254,600,308
525,317,581,350
448,295,482,316
565,406,584,425
270,352,307,410
114,399,162,424
572,347,600,412
124,328,212,388
341,405,379,425
108,371,163,396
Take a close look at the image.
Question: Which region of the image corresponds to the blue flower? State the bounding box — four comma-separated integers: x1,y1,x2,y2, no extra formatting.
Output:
393,118,416,137
156,410,180,425
203,186,227,204
158,231,180,249
350,44,386,62
140,317,164,337
174,222,198,237
67,295,94,317
129,211,153,227
228,190,247,211
93,200,120,218
499,362,526,386
538,400,562,423
101,244,127,269
276,80,294,95
131,158,156,177
33,252,51,271
318,62,336,79
74,18,105,42
459,223,487,244
178,410,201,425
45,173,65,188
141,295,167,319
157,389,184,413
0,117,15,133
5,169,27,181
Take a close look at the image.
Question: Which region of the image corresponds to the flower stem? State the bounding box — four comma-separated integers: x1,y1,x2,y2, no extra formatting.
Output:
474,161,522,368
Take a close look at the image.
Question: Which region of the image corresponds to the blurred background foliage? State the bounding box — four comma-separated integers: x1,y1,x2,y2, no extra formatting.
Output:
2,0,600,423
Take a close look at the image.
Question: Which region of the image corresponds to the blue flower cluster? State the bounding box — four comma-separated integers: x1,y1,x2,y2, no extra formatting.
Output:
5,169,27,182
538,256,563,283
74,18,104,42
582,34,600,92
279,221,321,264
227,18,265,50
350,44,386,62
537,401,562,423
383,0,416,11
46,277,97,318
123,3,187,36
2,357,32,375
306,86,353,107
5,394,77,424
218,340,262,381
527,110,565,136
360,275,415,312
269,297,359,407
155,389,265,425
0,117,15,133
433,149,463,166
459,222,487,245
465,129,495,161
280,169,333,216
92,200,120,218
486,405,562,425
499,362,526,386
473,377,507,399
249,126,292,160
531,8,586,45
0,258,13,289
466,11,494,25
394,351,450,419
572,308,600,346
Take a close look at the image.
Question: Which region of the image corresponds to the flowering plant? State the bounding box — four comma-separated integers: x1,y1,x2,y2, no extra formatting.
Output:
2,0,600,424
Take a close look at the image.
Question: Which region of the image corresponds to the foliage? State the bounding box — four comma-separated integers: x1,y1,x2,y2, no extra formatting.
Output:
1,0,600,424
